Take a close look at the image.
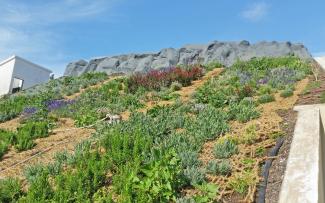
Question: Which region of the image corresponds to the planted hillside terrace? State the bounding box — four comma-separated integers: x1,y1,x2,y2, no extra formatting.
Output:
0,57,314,202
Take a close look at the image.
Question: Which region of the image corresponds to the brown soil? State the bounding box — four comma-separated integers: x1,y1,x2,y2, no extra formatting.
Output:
264,109,297,203
297,71,325,105
0,118,94,180
0,117,21,131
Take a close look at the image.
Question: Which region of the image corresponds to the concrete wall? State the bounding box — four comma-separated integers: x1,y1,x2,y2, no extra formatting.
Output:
279,105,325,203
0,58,15,95
10,57,51,91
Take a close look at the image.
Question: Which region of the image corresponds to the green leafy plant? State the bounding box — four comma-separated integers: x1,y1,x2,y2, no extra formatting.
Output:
206,160,232,176
255,146,265,157
193,183,219,202
258,85,273,95
131,151,183,202
0,129,16,159
213,139,238,159
183,166,206,185
229,171,255,195
228,100,260,123
0,178,23,202
280,88,294,98
257,94,275,104
15,121,49,151
240,125,257,144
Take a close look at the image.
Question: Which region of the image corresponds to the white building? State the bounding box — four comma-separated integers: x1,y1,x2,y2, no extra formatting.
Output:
0,55,52,96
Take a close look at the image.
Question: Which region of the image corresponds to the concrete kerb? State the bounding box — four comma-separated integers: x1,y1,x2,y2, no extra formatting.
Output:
279,104,325,203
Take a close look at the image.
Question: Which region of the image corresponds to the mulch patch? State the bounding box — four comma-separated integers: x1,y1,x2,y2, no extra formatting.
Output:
264,109,297,203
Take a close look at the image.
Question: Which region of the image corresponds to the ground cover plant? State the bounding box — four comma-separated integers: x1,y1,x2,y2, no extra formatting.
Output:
0,57,313,202
127,66,204,93
0,72,108,123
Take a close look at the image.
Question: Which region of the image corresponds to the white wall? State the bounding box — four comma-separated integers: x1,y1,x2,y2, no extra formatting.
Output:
11,57,51,91
0,59,15,95
315,56,325,70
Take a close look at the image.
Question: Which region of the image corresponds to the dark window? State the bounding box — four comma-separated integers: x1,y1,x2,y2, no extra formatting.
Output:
11,77,24,93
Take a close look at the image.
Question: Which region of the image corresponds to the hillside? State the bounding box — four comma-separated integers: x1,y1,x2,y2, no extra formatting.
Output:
0,56,322,202
64,41,312,76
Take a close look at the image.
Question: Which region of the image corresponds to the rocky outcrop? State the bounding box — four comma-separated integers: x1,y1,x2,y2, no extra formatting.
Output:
64,40,312,76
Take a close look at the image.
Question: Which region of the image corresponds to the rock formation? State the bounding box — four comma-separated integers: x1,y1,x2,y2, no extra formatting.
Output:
64,40,312,76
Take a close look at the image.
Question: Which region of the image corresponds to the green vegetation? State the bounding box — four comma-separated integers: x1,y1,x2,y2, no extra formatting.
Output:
257,94,275,104
229,171,255,195
206,160,232,176
0,129,16,159
280,88,294,98
0,57,312,201
320,92,325,103
213,139,238,159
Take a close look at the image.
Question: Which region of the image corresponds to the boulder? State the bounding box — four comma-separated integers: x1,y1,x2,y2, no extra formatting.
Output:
64,40,312,76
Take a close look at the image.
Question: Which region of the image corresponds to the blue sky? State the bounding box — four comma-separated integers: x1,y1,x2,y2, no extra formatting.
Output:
0,0,324,76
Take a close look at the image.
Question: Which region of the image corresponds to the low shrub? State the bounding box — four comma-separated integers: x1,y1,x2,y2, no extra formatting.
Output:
228,171,255,195
0,129,16,159
170,81,183,91
183,166,206,185
204,61,223,71
178,151,201,168
15,121,49,151
24,164,46,184
258,85,273,95
0,178,23,202
213,139,238,159
206,160,232,176
127,66,203,93
228,100,260,123
280,88,294,98
257,94,275,104
240,125,257,144
235,85,254,99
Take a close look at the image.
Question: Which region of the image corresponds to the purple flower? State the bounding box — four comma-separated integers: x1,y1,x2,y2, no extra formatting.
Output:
46,99,76,111
23,107,38,115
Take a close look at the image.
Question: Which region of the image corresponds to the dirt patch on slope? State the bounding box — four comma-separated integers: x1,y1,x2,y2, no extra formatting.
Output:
0,118,94,180
264,109,297,203
0,117,21,131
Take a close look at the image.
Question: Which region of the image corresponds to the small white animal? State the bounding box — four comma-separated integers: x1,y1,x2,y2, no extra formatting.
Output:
105,114,122,124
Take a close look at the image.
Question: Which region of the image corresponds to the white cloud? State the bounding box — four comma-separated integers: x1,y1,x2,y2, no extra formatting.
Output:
240,2,269,22
0,0,120,76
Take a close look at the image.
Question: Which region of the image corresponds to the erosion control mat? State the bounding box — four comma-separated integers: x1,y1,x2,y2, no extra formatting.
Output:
196,78,309,202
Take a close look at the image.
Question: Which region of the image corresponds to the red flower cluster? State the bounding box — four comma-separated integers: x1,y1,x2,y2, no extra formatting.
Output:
127,66,203,93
